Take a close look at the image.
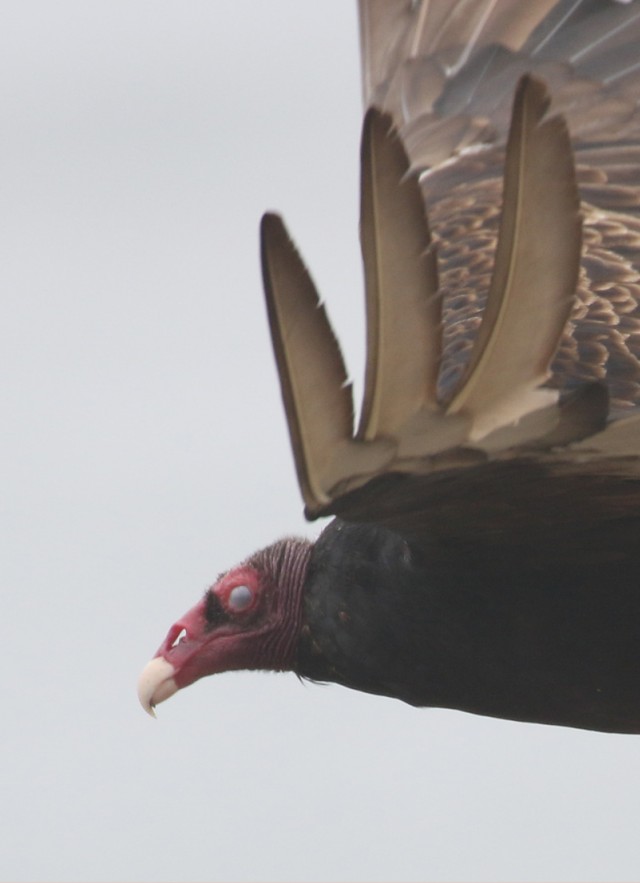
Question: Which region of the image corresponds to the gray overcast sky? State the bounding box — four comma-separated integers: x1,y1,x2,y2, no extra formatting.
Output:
2,2,640,881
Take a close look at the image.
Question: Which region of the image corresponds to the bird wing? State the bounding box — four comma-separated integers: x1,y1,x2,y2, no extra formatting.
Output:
261,0,640,543
359,0,640,411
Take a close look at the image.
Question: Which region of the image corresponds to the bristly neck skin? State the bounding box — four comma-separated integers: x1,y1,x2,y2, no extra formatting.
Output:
295,518,640,733
247,537,313,671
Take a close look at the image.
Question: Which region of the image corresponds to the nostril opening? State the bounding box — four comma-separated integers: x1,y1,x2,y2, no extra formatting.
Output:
171,628,187,648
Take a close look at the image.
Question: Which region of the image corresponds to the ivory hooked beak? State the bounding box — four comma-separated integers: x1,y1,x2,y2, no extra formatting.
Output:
137,657,178,717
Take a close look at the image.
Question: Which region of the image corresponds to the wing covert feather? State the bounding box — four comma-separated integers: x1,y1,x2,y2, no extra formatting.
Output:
358,108,441,442
260,214,393,511
447,75,582,439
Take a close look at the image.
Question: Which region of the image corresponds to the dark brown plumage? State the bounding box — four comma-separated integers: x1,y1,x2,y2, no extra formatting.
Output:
138,0,640,733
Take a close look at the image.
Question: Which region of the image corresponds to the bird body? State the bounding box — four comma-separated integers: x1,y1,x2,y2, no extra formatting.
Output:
300,506,640,733
138,0,640,733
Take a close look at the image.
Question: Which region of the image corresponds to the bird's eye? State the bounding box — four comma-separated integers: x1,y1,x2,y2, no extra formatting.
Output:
228,584,254,611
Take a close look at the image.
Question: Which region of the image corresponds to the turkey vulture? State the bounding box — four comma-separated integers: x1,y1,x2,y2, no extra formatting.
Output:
138,0,640,733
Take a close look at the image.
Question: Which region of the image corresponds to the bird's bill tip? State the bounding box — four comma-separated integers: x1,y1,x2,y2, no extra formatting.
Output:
137,656,178,717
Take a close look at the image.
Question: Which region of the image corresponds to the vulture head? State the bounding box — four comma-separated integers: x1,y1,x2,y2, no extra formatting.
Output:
138,539,312,714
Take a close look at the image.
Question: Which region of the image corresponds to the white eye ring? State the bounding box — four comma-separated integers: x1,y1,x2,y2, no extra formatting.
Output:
228,584,254,611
